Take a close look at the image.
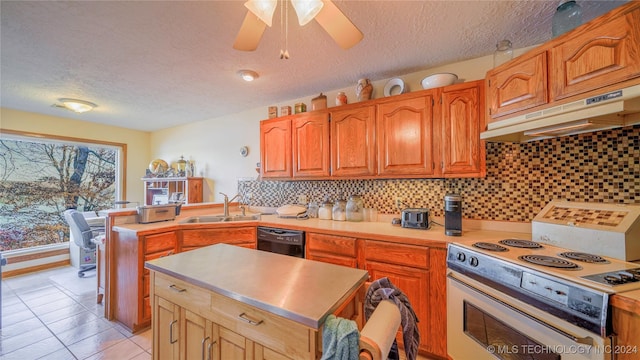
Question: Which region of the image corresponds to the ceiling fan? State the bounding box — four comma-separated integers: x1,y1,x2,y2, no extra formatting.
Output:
233,0,363,52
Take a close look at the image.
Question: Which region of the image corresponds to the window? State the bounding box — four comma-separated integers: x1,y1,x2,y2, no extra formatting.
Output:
0,133,121,251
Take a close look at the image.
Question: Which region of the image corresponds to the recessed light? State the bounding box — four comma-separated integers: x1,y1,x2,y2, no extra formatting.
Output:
237,70,259,82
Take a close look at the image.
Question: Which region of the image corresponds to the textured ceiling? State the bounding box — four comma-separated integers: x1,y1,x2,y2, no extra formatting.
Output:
0,0,627,132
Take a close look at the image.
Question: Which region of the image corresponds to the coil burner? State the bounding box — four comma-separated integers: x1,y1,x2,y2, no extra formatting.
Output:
559,252,610,264
499,239,543,249
518,255,581,270
472,242,508,252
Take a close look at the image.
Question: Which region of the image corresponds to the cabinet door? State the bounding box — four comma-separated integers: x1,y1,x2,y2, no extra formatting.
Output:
376,94,436,176
143,232,177,326
441,80,486,177
292,112,331,178
217,326,249,360
330,105,376,177
186,178,203,204
364,261,429,355
486,51,548,120
305,233,357,268
154,297,180,360
260,118,292,178
550,7,640,100
183,309,214,360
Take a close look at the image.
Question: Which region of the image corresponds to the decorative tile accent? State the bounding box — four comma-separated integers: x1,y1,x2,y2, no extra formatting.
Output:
541,207,627,227
239,125,640,222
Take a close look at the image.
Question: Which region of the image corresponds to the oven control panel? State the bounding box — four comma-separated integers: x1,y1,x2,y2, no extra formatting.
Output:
521,272,569,305
582,268,640,286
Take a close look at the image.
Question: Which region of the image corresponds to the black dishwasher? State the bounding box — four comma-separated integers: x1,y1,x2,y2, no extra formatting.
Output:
256,227,305,258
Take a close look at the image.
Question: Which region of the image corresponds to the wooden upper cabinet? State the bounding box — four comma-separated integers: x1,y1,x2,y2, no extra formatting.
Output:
550,5,640,100
486,51,548,120
260,117,292,178
376,93,436,176
292,112,331,178
441,80,486,177
330,105,376,177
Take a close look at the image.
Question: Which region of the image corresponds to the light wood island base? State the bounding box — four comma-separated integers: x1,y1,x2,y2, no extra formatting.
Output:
146,244,368,360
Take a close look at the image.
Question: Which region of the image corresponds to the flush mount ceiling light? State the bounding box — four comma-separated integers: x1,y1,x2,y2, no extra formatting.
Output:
237,69,259,82
53,98,98,113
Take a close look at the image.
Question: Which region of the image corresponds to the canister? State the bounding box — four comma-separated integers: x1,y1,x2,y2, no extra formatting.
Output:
319,201,333,220
346,195,364,222
311,93,327,111
336,92,348,106
281,106,292,116
294,103,307,114
333,198,346,221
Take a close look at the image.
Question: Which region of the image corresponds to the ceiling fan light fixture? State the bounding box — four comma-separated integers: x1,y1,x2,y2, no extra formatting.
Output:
291,0,324,25
237,69,259,82
244,0,277,27
56,98,97,113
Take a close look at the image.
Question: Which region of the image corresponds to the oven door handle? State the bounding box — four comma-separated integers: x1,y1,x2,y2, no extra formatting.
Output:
447,272,596,346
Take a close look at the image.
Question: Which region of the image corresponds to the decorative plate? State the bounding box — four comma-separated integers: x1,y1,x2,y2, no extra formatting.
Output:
383,77,406,97
240,146,249,157
148,159,169,174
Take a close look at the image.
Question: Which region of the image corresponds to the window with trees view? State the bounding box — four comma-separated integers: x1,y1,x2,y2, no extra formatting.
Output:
0,137,118,251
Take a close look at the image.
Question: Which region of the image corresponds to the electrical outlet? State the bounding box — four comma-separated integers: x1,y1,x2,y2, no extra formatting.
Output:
396,197,403,208
298,195,308,204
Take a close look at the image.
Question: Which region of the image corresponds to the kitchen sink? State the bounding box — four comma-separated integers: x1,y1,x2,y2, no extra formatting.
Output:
180,214,261,224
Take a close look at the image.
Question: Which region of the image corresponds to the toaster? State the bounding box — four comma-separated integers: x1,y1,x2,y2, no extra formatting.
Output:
137,204,177,224
401,208,431,229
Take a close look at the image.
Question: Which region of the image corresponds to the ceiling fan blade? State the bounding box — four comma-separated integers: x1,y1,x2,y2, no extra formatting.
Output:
233,11,267,51
314,0,363,49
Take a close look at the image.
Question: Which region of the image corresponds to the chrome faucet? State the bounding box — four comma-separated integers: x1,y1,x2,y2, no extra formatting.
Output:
219,192,240,217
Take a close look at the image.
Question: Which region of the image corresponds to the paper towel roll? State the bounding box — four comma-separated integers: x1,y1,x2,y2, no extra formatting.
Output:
359,300,401,360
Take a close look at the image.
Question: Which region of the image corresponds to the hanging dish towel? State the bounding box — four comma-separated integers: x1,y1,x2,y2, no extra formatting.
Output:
321,314,360,360
364,277,420,360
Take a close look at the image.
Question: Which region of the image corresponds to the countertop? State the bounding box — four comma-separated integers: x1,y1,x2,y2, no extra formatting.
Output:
113,209,532,248
145,243,368,329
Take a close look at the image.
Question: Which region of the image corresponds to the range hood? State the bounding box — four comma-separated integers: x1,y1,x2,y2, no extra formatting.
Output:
481,84,640,142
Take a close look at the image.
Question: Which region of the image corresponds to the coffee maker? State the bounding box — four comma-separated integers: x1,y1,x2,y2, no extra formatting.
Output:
444,194,462,236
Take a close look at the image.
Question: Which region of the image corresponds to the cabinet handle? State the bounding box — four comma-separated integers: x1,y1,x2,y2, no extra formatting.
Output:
201,336,210,360
238,312,264,326
169,319,178,344
162,250,174,257
169,284,186,293
207,340,217,360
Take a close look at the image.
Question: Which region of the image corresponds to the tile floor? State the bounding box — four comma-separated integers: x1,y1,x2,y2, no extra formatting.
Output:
1,266,151,360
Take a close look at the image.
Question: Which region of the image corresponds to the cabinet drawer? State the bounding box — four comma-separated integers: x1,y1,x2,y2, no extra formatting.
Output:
208,290,312,359
306,233,357,257
143,231,176,253
364,240,429,269
154,273,211,311
181,227,256,248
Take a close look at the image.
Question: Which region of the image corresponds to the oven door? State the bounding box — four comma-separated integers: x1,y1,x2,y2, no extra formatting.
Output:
447,271,612,360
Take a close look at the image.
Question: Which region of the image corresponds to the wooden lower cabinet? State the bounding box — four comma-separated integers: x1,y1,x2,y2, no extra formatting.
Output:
151,272,319,360
611,302,640,360
306,233,447,359
111,226,256,332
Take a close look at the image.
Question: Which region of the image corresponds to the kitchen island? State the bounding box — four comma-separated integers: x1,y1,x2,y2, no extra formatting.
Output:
145,243,368,360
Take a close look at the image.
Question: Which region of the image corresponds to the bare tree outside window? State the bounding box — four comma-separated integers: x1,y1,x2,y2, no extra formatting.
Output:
0,138,117,251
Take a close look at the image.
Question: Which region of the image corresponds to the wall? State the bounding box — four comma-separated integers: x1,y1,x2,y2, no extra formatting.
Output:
0,108,150,204
239,124,640,222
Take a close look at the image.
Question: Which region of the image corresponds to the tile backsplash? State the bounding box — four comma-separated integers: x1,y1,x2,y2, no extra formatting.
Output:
238,125,639,223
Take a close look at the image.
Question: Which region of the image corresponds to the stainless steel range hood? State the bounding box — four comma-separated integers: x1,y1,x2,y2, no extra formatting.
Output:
481,84,640,142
